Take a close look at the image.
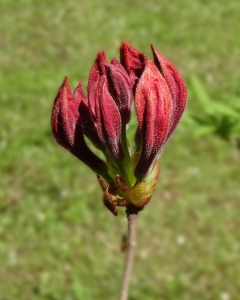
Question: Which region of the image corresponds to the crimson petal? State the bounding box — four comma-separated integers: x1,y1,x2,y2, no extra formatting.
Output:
105,58,133,123
151,45,187,140
96,76,125,161
120,42,146,90
134,60,173,178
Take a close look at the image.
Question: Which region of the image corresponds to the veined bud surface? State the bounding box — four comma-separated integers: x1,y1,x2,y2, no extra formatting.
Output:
51,42,187,215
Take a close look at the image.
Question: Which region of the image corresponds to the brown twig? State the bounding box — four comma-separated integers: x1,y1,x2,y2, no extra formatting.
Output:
119,207,139,300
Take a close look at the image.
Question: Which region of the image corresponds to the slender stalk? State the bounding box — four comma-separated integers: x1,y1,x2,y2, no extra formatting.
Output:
121,123,131,162
119,209,138,300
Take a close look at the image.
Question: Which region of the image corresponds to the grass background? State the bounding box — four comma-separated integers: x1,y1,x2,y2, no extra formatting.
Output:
1,0,240,299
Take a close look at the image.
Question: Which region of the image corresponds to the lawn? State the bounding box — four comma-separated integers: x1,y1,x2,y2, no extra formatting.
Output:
0,0,240,299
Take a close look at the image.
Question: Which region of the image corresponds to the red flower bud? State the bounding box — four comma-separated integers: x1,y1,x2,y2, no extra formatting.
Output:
134,60,173,178
105,58,133,123
120,42,187,178
89,75,125,161
151,45,187,140
120,42,146,89
52,77,79,148
74,82,104,150
51,77,109,179
88,51,108,92
87,51,127,161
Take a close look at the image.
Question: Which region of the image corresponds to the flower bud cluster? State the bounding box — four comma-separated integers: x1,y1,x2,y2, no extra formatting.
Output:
51,42,187,215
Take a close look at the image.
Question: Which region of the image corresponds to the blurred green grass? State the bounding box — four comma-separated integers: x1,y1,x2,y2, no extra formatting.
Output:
1,0,240,299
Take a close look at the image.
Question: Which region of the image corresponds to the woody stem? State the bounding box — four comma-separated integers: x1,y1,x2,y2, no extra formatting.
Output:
119,208,138,300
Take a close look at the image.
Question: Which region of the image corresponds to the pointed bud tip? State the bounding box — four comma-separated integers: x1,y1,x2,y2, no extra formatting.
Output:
96,50,107,61
110,57,119,65
120,41,130,49
61,76,70,89
150,44,156,52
